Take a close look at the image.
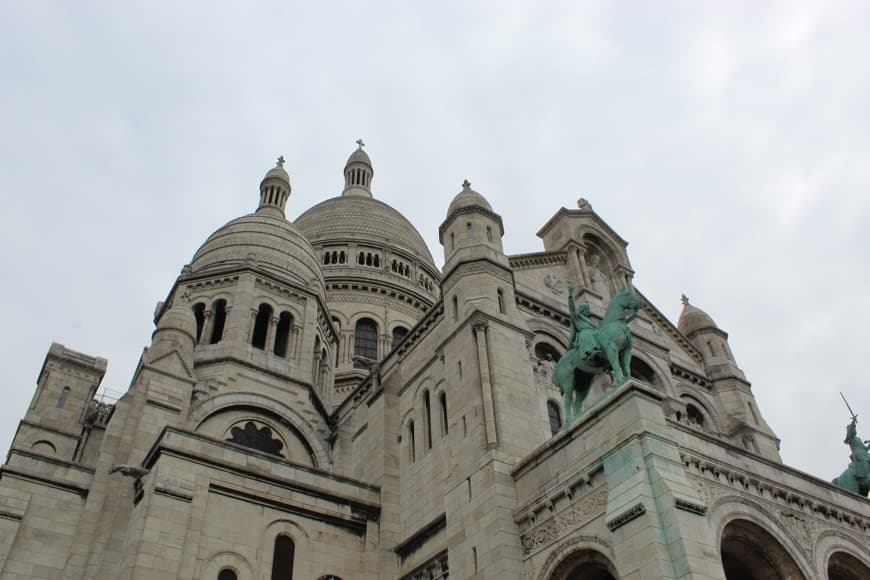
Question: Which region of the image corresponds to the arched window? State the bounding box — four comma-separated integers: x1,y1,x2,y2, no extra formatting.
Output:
57,386,70,409
270,535,295,580
630,357,657,388
353,318,378,368
274,312,293,357
358,252,364,265
466,222,473,239
192,302,206,343
391,326,408,349
210,299,227,344
339,251,345,264
534,342,561,362
439,393,448,436
686,403,705,428
547,400,562,436
252,303,273,350
218,569,238,580
497,288,505,314
408,420,416,462
423,391,432,449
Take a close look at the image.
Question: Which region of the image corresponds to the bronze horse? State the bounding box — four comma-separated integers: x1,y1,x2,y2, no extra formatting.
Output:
552,288,644,425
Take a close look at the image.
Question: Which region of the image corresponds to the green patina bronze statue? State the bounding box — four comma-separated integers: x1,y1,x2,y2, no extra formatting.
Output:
552,281,644,425
832,414,870,497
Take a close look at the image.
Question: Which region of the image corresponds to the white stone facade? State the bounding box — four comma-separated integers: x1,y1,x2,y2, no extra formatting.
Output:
0,146,867,579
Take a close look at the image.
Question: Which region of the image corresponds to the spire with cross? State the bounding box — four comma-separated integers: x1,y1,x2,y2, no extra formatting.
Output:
356,139,365,148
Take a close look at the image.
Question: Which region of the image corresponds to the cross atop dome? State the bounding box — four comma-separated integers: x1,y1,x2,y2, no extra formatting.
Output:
355,139,365,148
462,179,471,189
277,155,285,167
681,294,690,306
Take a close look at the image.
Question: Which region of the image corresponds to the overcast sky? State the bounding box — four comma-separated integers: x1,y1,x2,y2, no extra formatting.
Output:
1,1,868,483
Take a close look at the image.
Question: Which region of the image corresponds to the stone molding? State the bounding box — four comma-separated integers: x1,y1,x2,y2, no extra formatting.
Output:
684,452,870,537
508,251,568,271
535,534,614,580
440,258,513,294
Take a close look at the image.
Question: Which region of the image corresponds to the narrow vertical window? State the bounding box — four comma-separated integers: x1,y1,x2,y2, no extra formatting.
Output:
210,299,227,344
497,288,505,314
192,302,205,343
453,295,459,321
252,303,273,350
486,226,493,242
439,392,448,436
458,361,462,379
391,326,408,349
353,318,378,367
466,222,473,240
408,421,416,463
270,535,295,580
547,401,562,436
450,232,455,251
472,547,478,572
274,312,293,357
424,391,432,449
57,386,70,409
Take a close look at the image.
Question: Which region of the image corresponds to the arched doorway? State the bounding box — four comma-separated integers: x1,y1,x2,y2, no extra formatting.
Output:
720,519,806,580
828,551,870,580
549,549,617,580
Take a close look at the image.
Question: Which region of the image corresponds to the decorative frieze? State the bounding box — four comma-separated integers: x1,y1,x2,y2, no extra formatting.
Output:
519,486,608,555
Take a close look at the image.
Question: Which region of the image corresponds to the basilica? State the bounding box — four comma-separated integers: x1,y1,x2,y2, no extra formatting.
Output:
0,144,867,579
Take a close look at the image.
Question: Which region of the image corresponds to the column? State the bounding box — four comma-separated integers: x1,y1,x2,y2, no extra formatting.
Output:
201,310,214,344
472,320,498,446
265,316,278,354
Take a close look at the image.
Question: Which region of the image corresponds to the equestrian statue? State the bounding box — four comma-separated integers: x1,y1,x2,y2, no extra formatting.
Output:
832,394,870,496
551,280,644,426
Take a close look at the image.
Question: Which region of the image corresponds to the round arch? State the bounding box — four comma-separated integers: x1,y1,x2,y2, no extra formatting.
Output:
709,497,814,580
188,392,331,467
547,548,618,580
259,519,312,580
197,551,254,580
815,530,870,580
720,519,807,579
537,535,615,580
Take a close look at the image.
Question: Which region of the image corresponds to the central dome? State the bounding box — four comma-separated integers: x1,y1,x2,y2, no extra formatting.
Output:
294,196,436,269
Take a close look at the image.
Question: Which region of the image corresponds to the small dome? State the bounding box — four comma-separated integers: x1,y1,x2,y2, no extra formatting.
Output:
262,161,290,184
346,146,372,168
155,301,197,342
447,180,492,215
189,212,325,296
677,295,719,336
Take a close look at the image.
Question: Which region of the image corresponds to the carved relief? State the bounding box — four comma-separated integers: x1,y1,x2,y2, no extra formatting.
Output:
520,486,608,555
544,275,565,295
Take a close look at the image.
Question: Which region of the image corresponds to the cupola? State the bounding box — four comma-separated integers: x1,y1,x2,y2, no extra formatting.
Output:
342,139,373,198
257,156,291,216
440,180,507,274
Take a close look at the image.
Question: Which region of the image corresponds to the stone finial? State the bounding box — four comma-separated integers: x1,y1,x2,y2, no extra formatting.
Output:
577,198,591,209
462,179,471,190
356,138,365,148
681,294,690,306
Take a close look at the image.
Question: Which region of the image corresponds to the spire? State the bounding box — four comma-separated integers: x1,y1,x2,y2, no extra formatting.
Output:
342,139,374,198
258,156,292,216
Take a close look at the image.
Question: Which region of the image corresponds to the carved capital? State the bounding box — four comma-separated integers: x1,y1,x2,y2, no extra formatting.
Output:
472,320,489,334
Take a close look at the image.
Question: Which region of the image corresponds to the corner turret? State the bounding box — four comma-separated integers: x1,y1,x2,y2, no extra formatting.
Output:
678,294,781,460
